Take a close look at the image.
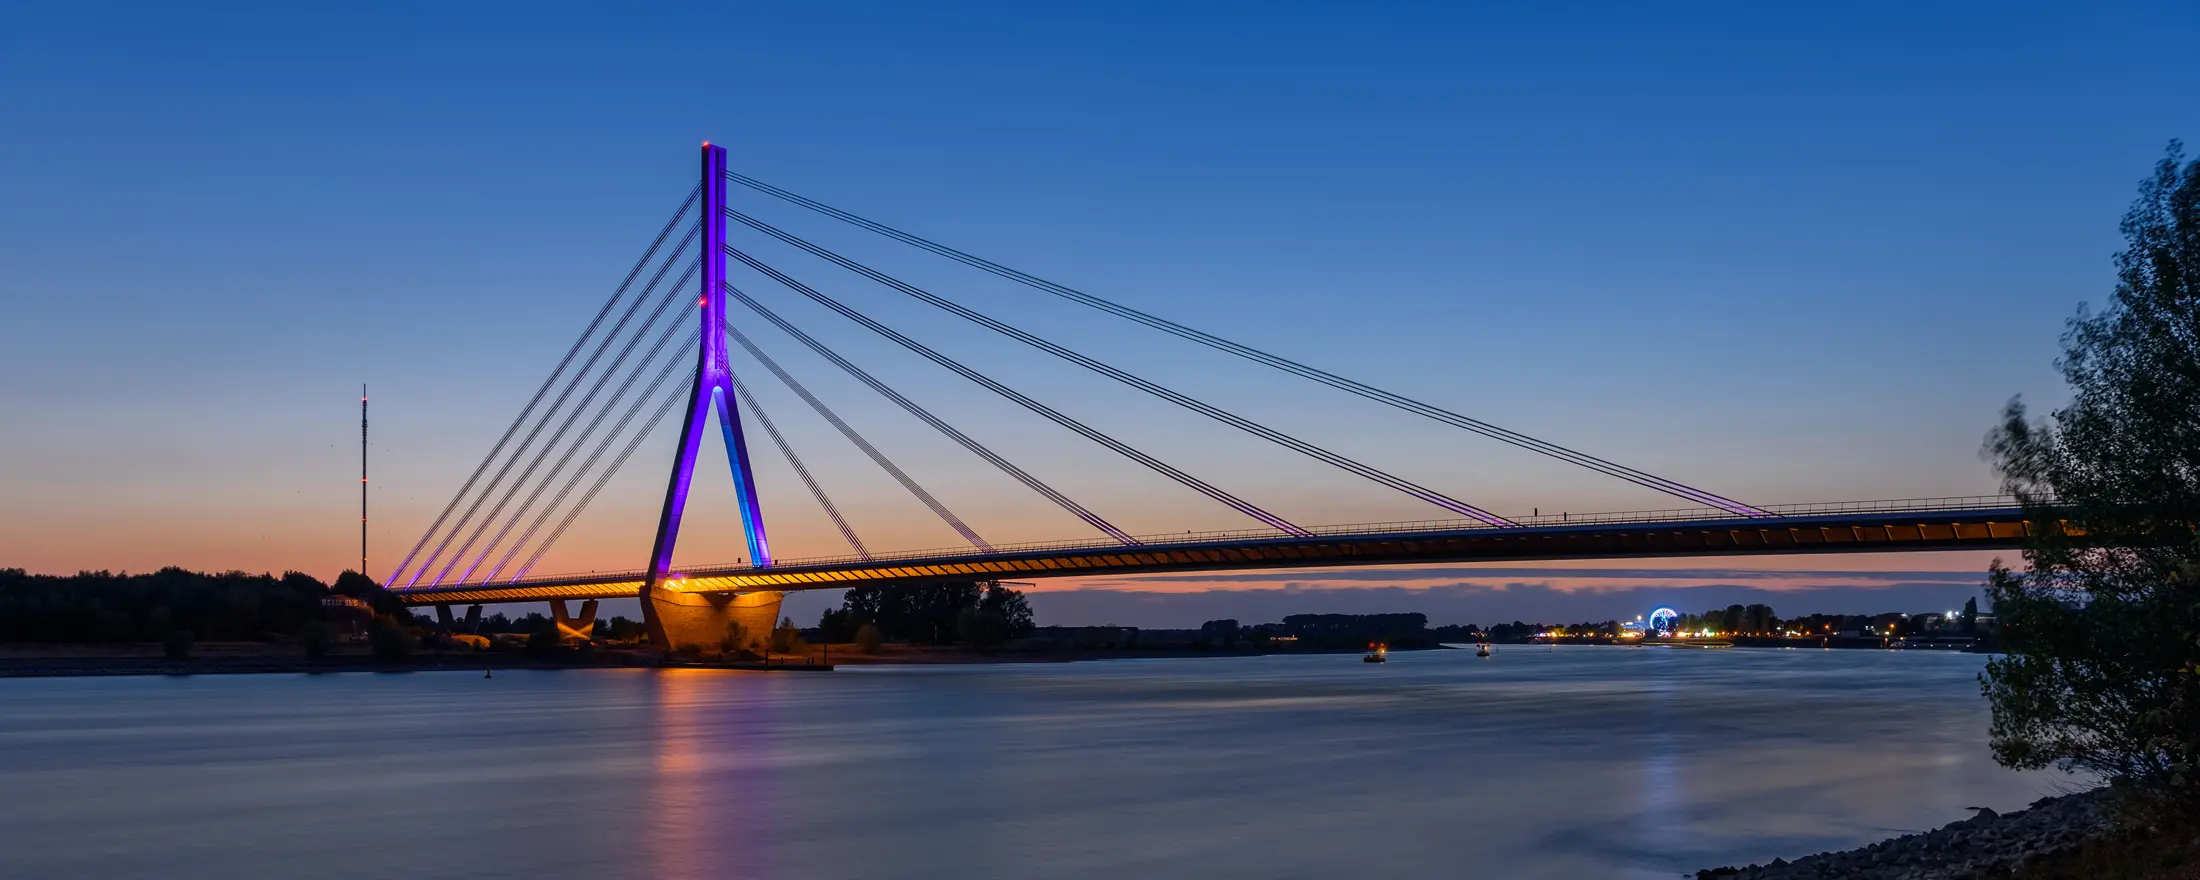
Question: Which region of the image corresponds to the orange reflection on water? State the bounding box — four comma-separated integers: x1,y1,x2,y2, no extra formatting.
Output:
645,669,740,880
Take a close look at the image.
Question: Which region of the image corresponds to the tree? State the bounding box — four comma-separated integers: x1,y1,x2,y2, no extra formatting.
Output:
1200,619,1241,649
979,583,1034,639
829,580,1013,644
524,626,561,658
721,620,752,656
298,620,338,658
854,622,884,655
333,569,410,620
370,621,415,662
0,567,330,643
817,606,860,643
331,570,378,596
1981,143,2200,802
957,605,1011,648
770,616,804,654
598,616,643,642
953,584,1034,649
840,585,887,633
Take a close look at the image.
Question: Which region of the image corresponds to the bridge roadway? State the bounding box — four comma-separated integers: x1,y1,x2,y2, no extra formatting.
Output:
393,497,2036,606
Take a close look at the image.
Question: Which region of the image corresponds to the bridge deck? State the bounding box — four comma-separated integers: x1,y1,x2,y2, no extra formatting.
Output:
393,498,2035,605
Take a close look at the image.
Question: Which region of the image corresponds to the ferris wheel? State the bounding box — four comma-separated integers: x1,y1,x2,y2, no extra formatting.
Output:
1647,607,1680,637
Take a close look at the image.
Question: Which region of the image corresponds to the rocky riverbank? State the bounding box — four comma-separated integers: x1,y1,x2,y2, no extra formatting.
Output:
1697,789,2114,880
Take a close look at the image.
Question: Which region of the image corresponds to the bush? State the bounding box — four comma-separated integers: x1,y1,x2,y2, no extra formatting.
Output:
720,621,750,656
957,606,1011,648
817,607,860,643
162,629,194,660
369,624,415,662
769,616,804,654
1983,143,2200,804
854,622,884,655
297,621,338,659
524,627,560,658
0,567,329,643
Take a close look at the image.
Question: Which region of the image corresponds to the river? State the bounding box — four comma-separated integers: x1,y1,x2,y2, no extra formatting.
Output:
0,646,2072,878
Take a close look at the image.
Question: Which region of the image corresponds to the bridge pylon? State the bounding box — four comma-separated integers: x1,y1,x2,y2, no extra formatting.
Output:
639,142,783,653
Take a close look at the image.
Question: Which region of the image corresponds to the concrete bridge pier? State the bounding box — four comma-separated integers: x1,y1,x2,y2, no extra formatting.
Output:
551,599,599,643
435,604,456,629
464,604,481,633
641,586,783,654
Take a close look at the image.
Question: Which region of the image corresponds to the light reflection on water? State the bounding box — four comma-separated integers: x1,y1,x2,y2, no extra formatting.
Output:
0,647,2070,879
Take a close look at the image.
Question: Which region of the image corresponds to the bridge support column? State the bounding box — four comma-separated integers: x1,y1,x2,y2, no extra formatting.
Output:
435,604,455,630
641,586,783,655
464,605,482,633
551,599,599,643
634,142,781,653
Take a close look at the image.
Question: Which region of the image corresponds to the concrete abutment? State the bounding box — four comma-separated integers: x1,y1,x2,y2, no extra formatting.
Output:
640,587,783,654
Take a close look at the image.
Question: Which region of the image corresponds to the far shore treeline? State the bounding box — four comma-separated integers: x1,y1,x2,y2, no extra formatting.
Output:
0,567,399,644
0,565,1982,652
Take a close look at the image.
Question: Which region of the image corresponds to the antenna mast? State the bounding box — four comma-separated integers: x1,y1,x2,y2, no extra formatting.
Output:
361,384,369,577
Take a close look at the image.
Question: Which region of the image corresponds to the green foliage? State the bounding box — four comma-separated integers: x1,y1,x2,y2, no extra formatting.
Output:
330,570,377,595
297,621,338,658
720,620,751,656
833,580,1032,645
984,584,1034,639
524,627,561,658
854,622,884,655
957,605,1010,648
1982,143,2200,800
0,567,331,643
1270,613,1432,649
330,570,411,620
840,581,980,644
817,606,860,643
369,622,415,662
769,616,804,654
956,584,1035,648
594,615,643,642
161,628,194,659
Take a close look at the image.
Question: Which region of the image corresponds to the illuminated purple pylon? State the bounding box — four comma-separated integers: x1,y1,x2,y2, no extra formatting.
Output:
643,142,771,587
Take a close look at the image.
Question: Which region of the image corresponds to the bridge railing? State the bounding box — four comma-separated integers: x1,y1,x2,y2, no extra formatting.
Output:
429,494,2027,592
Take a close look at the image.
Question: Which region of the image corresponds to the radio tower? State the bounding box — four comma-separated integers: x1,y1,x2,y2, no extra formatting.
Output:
360,384,369,577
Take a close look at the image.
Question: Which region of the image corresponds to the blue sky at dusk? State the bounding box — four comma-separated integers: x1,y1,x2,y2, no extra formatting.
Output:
2,1,2194,623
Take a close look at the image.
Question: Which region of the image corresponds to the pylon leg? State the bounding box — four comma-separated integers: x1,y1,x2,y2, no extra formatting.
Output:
638,141,775,651
551,599,599,643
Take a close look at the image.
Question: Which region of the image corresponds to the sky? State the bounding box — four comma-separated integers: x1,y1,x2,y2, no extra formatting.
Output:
2,0,2195,626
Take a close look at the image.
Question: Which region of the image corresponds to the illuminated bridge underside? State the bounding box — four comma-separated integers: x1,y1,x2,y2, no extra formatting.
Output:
395,507,2034,606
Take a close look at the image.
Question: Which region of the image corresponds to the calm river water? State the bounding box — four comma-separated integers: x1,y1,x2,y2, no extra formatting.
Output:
0,647,2072,879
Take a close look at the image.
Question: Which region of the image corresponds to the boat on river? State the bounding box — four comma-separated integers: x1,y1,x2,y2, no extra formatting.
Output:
1363,643,1388,663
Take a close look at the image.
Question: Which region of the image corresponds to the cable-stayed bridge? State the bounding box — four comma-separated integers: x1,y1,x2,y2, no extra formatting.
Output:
384,144,2034,649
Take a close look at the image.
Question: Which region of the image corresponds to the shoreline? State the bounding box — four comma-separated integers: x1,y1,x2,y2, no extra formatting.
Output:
0,638,2012,679
1695,788,2115,880
0,641,1427,678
